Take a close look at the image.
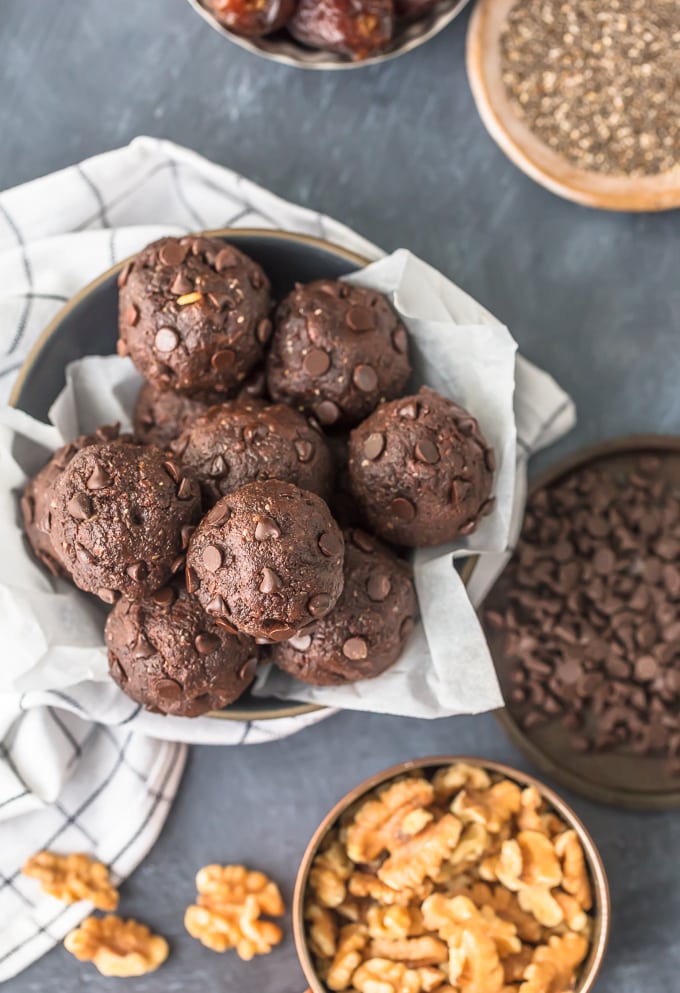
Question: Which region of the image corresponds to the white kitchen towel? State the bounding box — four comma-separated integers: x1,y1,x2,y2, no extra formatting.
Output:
0,137,575,979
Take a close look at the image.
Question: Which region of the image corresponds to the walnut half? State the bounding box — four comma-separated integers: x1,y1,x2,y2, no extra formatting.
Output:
64,915,168,976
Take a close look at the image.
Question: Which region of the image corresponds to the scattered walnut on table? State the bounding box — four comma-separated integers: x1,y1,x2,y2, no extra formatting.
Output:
22,851,118,911
184,864,284,959
304,764,596,993
63,915,168,976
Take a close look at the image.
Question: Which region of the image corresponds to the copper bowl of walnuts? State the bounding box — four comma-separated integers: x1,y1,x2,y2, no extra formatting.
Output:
185,0,472,70
293,756,610,993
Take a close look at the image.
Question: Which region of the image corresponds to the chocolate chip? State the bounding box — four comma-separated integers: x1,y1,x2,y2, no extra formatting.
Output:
315,401,341,426
318,531,343,558
181,525,196,549
343,637,368,660
634,655,658,682
177,477,194,500
398,399,419,420
289,634,312,652
481,497,496,517
255,516,280,541
155,327,178,352
351,530,375,553
87,465,110,490
458,519,478,536
205,596,227,616
457,417,477,435
400,616,415,641
363,432,385,460
202,545,222,572
239,657,259,681
250,270,264,290
294,438,314,463
171,554,185,574
308,593,332,617
263,621,297,642
214,246,239,271
126,561,147,582
125,304,139,327
117,261,132,289
390,497,416,523
170,272,193,296
95,424,120,443
346,305,374,332
485,448,496,473
163,460,181,484
352,364,378,393
195,632,221,655
256,318,272,344
159,241,189,266
211,349,236,372
205,502,230,527
67,492,92,521
210,454,227,477
98,588,118,604
414,439,439,464
155,677,182,704
116,338,128,358
367,573,391,602
244,423,268,444
303,348,331,377
216,617,239,634
260,567,282,594
152,587,175,607
392,327,408,354
185,566,200,593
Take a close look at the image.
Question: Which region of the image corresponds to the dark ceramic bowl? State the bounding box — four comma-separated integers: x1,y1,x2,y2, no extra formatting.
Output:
11,229,370,721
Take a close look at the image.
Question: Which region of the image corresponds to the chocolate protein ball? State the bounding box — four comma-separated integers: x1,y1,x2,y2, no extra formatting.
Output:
118,236,271,397
203,0,297,35
105,583,258,717
266,279,411,428
348,387,495,547
186,479,344,641
289,0,393,59
270,528,416,685
20,424,129,578
172,398,333,503
133,381,217,449
51,442,201,602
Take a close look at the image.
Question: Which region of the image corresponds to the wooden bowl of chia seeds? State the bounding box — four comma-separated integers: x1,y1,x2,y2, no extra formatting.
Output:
466,0,680,211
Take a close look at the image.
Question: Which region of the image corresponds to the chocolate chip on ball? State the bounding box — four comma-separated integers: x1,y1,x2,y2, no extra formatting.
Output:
266,279,411,428
105,583,258,716
348,387,495,547
171,398,333,503
186,479,344,640
270,528,416,685
50,442,201,602
118,236,271,396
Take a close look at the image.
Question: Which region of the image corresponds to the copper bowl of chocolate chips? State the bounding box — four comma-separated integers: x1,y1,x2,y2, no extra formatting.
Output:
482,436,680,810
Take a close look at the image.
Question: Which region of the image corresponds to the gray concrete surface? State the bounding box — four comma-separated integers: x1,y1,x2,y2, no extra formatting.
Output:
2,0,679,990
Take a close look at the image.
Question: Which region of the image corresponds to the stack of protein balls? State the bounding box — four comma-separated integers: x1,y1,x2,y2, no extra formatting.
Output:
21,236,496,718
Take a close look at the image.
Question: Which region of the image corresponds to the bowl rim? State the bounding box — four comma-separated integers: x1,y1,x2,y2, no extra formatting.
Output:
486,433,680,809
292,754,611,993
9,227,372,723
185,0,472,71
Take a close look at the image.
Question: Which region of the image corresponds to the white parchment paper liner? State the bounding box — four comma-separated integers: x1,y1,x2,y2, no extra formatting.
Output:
0,250,519,717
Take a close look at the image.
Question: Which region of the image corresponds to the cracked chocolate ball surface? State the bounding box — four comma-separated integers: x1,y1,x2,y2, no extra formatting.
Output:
106,583,257,716
172,398,333,504
270,528,416,685
348,387,495,547
266,279,410,428
118,236,271,396
51,442,201,602
186,479,344,640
